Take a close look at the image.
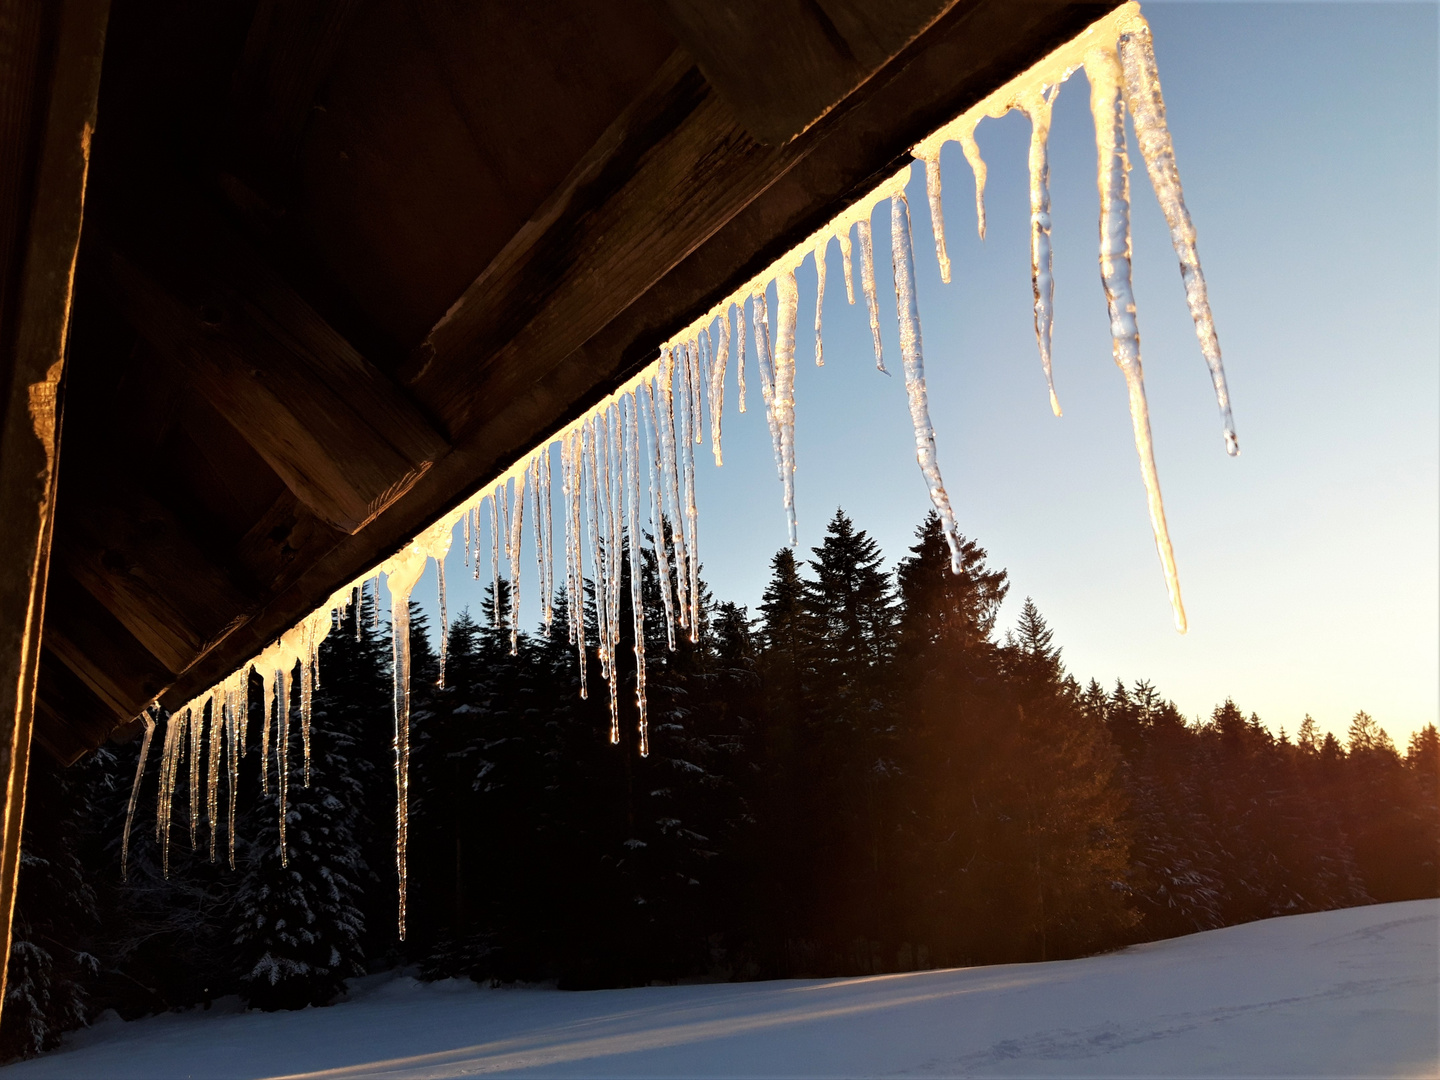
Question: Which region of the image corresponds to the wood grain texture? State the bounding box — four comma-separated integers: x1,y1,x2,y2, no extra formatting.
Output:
649,0,955,144
102,184,449,534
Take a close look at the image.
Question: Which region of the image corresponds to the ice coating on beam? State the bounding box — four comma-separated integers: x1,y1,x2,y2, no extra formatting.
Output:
1089,43,1186,634
1119,23,1238,456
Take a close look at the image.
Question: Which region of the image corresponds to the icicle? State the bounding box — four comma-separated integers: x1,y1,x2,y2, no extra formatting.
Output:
490,492,502,629
839,227,857,304
158,708,185,876
567,431,589,696
275,668,289,865
774,269,800,549
604,407,623,742
891,192,966,573
656,348,690,630
508,471,525,656
921,152,951,284
471,507,480,579
857,219,888,374
121,709,156,881
677,348,701,640
643,383,677,651
226,675,241,869
1119,23,1238,456
735,301,748,414
1090,43,1186,633
389,581,413,940
625,394,650,755
187,704,202,850
371,575,381,628
1020,84,1063,417
687,338,705,446
959,125,987,241
541,447,555,634
302,629,315,788
435,555,449,688
752,289,784,485
584,415,610,683
206,697,221,860
560,436,577,644
529,455,544,639
813,237,829,365
463,509,470,568
709,305,730,464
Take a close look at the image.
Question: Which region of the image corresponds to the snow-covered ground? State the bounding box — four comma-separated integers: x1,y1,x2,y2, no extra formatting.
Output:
7,900,1436,1079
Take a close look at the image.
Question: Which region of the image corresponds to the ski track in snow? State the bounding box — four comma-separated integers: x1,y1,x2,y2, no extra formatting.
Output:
8,901,1436,1079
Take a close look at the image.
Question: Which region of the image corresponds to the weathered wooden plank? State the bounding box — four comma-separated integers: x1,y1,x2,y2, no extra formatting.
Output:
42,570,172,721
33,647,121,767
0,0,108,1027
650,0,955,145
102,187,450,534
57,474,254,678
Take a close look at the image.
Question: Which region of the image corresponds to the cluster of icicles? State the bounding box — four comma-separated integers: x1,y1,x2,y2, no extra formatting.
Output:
122,3,1235,938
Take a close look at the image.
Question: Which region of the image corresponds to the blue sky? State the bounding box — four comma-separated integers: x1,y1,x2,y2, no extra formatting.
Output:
425,3,1438,748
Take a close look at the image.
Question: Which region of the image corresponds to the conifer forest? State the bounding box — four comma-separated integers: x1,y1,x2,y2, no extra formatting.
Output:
5,511,1437,1060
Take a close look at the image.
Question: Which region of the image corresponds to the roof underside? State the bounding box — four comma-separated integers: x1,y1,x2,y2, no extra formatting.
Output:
39,0,1118,764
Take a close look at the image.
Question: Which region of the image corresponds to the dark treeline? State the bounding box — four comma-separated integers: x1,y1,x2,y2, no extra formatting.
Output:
5,510,1437,1058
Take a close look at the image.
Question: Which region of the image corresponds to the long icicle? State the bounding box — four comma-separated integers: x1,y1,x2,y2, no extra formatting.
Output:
567,431,589,696
709,306,730,464
813,237,829,364
584,416,610,685
435,555,449,687
625,393,650,756
490,491,503,630
644,382,677,651
301,628,314,788
275,668,289,866
508,470,525,656
158,708,184,876
1090,43,1186,633
541,446,555,634
774,269,800,548
1119,22,1238,457
678,351,701,641
1020,84,1063,417
752,288,783,485
891,191,966,572
857,219,888,373
205,697,221,861
921,152,951,284
188,703,202,850
735,301,748,413
529,455,545,639
390,578,413,939
657,348,690,631
605,406,623,740
121,709,156,881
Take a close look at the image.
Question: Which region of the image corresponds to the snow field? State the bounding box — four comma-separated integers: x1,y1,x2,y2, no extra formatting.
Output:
7,899,1436,1078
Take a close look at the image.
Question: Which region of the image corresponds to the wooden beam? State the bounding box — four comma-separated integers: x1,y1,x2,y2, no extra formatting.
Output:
102,185,450,535
649,0,955,145
56,472,255,679
161,2,1113,715
42,569,172,723
0,0,108,1028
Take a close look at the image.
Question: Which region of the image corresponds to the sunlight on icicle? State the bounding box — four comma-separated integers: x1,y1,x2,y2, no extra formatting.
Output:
148,1,1237,937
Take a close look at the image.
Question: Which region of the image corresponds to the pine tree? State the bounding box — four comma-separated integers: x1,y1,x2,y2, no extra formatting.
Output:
231,643,368,1011
0,751,106,1058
